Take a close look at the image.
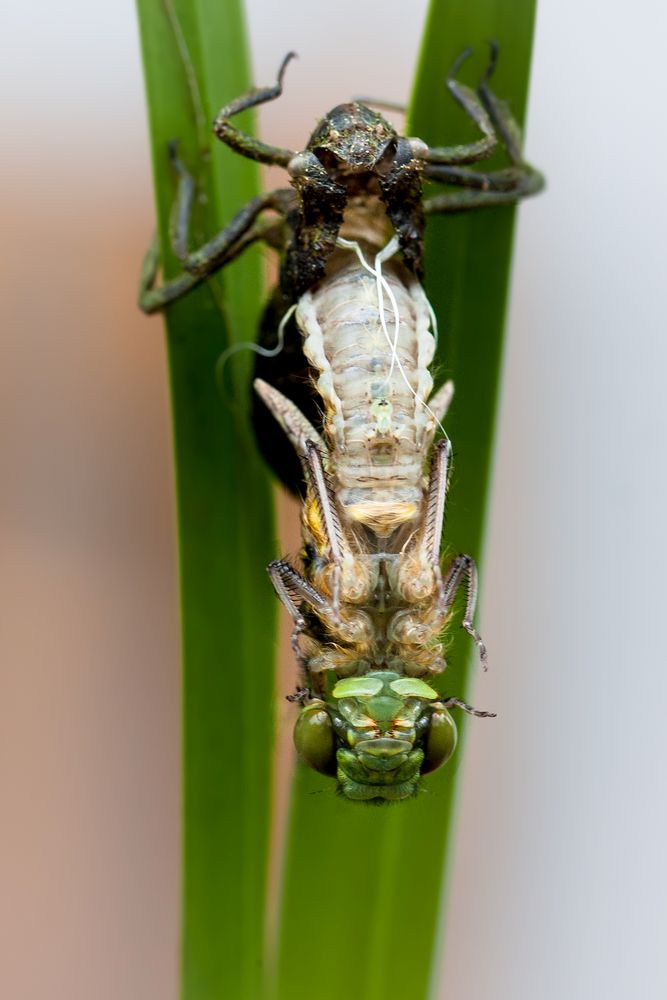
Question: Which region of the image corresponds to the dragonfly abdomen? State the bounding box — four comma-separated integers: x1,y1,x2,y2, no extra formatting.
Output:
297,249,437,534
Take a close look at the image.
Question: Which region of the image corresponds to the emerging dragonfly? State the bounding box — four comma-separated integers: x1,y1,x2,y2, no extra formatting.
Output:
141,47,543,802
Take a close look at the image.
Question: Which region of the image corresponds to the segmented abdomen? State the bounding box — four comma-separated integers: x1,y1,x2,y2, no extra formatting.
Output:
297,248,437,536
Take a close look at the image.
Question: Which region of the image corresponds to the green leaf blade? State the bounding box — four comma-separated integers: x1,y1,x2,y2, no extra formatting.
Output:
135,2,276,997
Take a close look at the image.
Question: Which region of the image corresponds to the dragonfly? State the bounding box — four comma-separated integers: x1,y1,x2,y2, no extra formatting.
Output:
140,46,543,802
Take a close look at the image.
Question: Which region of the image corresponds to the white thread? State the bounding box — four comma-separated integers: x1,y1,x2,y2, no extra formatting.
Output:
374,236,402,382
335,236,448,440
336,237,401,382
217,302,296,376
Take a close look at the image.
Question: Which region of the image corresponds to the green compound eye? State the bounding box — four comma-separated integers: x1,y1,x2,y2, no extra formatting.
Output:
421,707,458,774
332,676,383,699
390,678,439,700
293,702,337,776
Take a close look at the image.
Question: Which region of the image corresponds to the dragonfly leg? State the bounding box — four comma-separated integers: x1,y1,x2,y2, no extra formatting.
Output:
267,560,332,680
395,439,453,621
213,52,297,167
166,141,292,273
268,558,364,693
422,439,452,591
478,43,526,165
441,697,496,718
254,378,327,470
424,165,544,215
286,686,313,705
350,96,407,115
139,142,294,313
423,163,543,214
396,439,450,610
428,380,454,426
165,140,195,263
423,47,498,166
424,44,544,213
440,554,489,670
267,558,333,624
303,441,348,620
421,381,454,453
139,235,201,315
423,177,543,214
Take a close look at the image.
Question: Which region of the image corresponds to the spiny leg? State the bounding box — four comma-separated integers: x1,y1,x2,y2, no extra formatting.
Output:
421,439,452,587
440,554,489,670
213,52,298,166
441,697,496,718
267,558,333,621
267,558,334,663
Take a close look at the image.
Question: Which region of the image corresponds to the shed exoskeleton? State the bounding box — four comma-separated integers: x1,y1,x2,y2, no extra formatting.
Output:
140,46,543,802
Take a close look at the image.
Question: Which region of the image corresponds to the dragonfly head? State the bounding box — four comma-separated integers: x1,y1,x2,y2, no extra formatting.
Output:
293,671,457,802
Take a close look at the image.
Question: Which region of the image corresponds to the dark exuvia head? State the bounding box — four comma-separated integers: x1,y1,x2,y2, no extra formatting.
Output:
287,103,428,185
308,103,398,173
293,671,457,803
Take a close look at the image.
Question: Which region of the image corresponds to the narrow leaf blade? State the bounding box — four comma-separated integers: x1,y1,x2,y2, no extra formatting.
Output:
135,3,276,997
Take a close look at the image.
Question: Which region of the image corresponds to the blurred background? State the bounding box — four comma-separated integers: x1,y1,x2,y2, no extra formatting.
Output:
1,1,666,998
